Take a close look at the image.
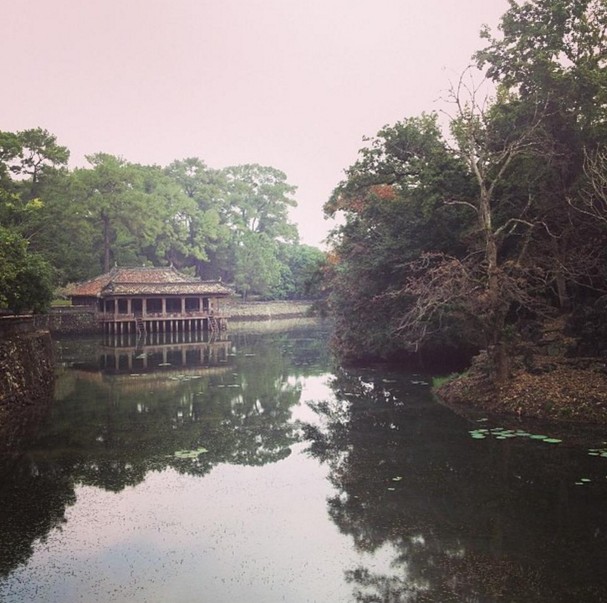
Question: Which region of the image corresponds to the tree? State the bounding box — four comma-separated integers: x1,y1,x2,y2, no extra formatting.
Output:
223,164,298,242
475,0,607,339
324,115,475,360
164,158,231,277
324,0,607,378
233,231,282,300
476,0,607,138
274,243,327,300
0,128,69,235
220,164,299,292
0,226,53,314
0,128,69,189
73,154,175,272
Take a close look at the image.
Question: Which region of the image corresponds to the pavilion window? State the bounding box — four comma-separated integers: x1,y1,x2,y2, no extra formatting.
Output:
185,298,200,313
117,299,128,314
146,298,162,314
132,298,143,316
166,298,182,313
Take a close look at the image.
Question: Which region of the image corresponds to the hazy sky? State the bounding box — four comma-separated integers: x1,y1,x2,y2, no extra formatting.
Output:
2,0,509,246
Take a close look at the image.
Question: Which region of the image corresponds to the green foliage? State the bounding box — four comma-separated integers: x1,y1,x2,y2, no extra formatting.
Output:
0,135,304,297
234,232,282,300
476,0,607,136
324,116,475,359
223,163,298,242
323,0,607,369
164,158,231,276
275,243,327,300
0,226,53,314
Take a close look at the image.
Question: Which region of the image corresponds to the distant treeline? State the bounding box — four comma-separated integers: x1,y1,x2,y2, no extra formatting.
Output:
0,140,326,312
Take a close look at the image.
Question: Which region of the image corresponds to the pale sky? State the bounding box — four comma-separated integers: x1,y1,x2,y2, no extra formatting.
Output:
1,0,509,247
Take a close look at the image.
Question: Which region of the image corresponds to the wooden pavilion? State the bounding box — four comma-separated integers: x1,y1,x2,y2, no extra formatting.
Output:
68,266,232,335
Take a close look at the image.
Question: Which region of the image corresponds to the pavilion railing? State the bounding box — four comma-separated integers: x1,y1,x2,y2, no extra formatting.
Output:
97,310,219,321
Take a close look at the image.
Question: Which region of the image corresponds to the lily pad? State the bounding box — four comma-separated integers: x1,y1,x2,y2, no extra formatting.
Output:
174,446,208,459
542,438,562,444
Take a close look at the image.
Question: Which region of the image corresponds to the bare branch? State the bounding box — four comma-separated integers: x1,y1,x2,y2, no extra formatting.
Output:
444,199,479,213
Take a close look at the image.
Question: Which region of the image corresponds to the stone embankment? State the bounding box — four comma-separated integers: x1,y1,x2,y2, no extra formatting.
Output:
0,317,55,407
34,306,98,335
223,299,313,322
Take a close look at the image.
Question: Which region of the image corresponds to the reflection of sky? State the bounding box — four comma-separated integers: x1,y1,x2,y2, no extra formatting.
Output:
290,374,334,426
2,439,394,603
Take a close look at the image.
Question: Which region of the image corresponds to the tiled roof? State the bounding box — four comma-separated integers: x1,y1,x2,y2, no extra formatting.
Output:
107,282,232,296
68,267,232,298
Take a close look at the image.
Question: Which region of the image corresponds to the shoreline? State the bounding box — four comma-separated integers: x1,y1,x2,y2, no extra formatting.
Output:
437,356,607,427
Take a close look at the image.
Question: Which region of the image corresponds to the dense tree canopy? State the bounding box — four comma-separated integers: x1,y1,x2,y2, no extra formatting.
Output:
325,0,607,379
0,131,324,310
0,226,53,314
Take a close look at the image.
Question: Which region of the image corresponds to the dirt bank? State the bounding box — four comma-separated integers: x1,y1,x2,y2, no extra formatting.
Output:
438,353,607,425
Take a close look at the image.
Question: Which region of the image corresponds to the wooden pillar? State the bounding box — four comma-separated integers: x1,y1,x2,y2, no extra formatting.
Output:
162,298,166,316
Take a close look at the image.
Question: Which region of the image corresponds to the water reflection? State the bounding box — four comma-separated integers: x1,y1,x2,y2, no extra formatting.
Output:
2,327,607,602
0,387,58,580
305,367,607,602
0,327,328,585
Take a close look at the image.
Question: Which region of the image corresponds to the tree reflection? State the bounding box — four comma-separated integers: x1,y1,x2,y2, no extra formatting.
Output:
0,327,328,580
0,392,73,579
47,333,313,489
305,367,607,602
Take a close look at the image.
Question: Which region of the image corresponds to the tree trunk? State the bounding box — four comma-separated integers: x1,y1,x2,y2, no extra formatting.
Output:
491,340,510,384
102,213,111,272
479,186,511,383
551,238,569,310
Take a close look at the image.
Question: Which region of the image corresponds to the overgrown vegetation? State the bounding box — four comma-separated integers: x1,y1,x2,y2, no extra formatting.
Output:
324,0,607,386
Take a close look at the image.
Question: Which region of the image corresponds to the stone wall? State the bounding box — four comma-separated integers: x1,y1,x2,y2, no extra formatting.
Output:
223,299,313,322
0,315,36,337
34,307,100,335
0,331,55,406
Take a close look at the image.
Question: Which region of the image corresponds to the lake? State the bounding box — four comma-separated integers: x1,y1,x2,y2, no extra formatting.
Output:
1,322,607,602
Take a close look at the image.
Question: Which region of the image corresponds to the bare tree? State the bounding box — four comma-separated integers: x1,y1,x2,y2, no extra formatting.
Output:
570,147,607,225
393,70,548,382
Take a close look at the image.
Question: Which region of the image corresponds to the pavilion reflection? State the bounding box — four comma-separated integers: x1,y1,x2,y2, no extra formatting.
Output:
98,331,231,374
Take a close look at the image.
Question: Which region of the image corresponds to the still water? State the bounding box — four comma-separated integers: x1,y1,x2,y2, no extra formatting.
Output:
1,323,607,602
